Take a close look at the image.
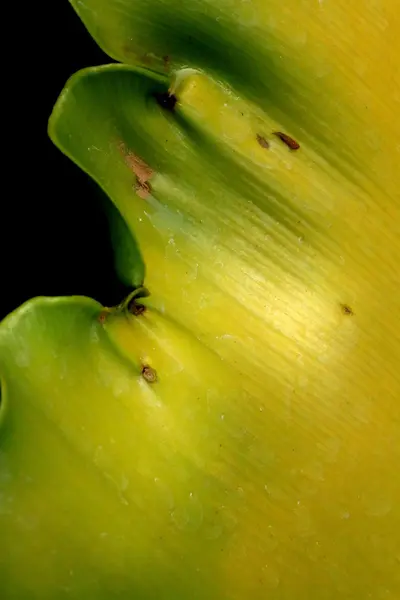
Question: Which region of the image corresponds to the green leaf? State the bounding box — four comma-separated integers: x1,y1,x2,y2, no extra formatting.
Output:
2,0,400,598
102,192,145,288
1,295,400,598
69,0,400,194
0,296,256,599
48,60,400,399
46,5,400,593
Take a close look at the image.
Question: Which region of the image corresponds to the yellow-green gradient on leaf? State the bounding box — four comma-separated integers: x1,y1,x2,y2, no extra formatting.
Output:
1,0,399,598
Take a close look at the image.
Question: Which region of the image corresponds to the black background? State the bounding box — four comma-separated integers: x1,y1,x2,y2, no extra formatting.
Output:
1,2,126,320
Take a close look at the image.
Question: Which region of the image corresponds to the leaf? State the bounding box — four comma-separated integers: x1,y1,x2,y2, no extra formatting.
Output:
49,60,400,402
68,0,400,195
0,296,256,599
3,0,400,598
102,191,146,288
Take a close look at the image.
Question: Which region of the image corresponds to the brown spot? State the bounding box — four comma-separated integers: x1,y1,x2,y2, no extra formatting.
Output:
98,311,108,324
340,303,354,316
135,180,152,199
118,142,153,199
122,45,139,60
154,91,178,111
273,131,300,150
127,298,146,316
119,143,153,180
163,55,171,71
256,134,269,149
141,365,157,383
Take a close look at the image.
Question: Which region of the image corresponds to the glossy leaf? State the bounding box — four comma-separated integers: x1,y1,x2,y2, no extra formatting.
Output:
69,0,400,195
1,0,400,598
0,296,255,599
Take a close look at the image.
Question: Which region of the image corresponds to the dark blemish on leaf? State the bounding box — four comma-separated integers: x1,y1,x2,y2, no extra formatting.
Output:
127,299,146,316
340,303,354,316
125,286,149,314
141,365,157,383
273,131,300,150
118,142,153,199
256,134,270,149
135,179,152,199
98,311,108,324
163,56,171,71
119,143,153,180
154,91,178,111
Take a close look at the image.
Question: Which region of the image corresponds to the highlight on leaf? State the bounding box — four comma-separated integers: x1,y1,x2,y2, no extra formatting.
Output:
1,1,400,600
